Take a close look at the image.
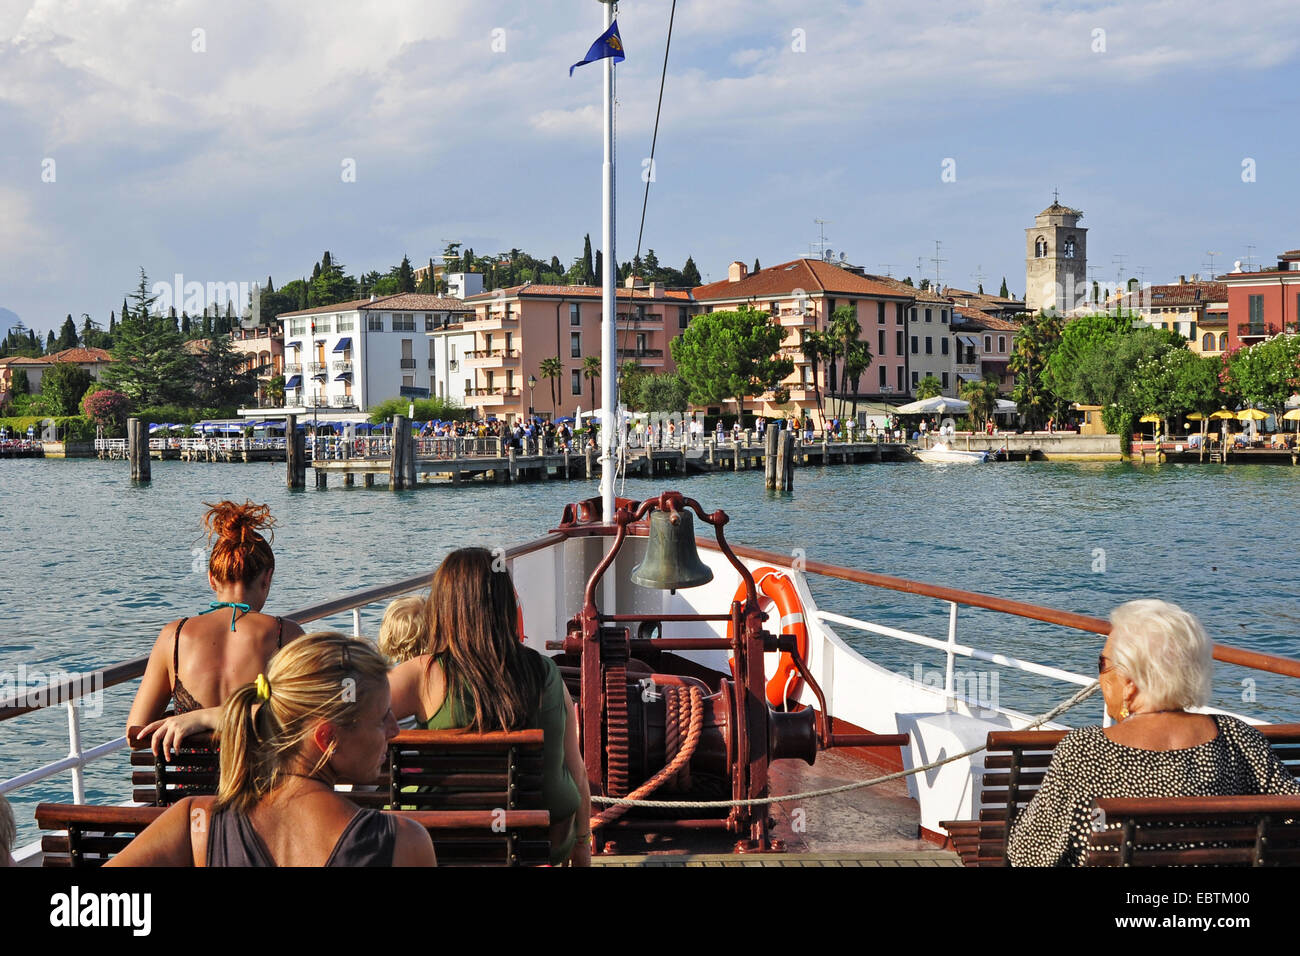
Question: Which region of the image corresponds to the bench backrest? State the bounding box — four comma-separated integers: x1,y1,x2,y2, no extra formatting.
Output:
970,723,1300,866
35,803,551,868
1086,794,1300,866
128,728,219,805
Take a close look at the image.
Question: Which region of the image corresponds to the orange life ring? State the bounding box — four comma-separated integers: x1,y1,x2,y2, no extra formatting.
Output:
727,566,809,709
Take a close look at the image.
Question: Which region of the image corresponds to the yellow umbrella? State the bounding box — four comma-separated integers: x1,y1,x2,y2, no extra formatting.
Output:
1209,409,1237,419
1187,412,1207,421
1139,414,1161,422
1237,409,1269,420
1283,409,1300,421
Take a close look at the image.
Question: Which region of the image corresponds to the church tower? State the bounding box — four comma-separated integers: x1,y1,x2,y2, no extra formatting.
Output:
1025,197,1086,314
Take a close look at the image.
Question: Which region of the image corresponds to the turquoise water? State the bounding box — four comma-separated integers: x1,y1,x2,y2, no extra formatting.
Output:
2,457,1298,843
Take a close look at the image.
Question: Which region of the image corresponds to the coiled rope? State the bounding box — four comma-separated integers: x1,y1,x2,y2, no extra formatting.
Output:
590,684,704,828
590,679,1100,810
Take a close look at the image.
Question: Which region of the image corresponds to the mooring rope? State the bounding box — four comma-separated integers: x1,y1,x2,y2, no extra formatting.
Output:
589,679,1100,809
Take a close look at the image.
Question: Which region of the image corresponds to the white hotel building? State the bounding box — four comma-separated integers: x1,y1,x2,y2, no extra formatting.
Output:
278,294,474,413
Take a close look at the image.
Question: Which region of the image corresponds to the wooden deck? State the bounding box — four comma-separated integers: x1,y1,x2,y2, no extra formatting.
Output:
595,851,960,866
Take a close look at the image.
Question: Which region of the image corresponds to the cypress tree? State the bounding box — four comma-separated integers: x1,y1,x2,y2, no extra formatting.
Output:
582,234,594,285
753,258,761,274
999,277,1009,298
46,329,56,352
397,254,414,293
181,312,191,335
681,256,701,287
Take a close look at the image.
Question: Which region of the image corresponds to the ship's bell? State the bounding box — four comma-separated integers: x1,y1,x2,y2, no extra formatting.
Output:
630,510,714,591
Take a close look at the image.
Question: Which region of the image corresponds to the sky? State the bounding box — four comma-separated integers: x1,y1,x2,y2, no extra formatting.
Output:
1,0,1298,337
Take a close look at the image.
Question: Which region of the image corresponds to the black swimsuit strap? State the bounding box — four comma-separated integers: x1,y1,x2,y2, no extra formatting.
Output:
172,618,190,677
277,617,283,648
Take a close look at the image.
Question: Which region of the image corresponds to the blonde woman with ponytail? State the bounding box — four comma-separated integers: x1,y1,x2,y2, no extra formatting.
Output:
127,501,306,758
109,632,435,867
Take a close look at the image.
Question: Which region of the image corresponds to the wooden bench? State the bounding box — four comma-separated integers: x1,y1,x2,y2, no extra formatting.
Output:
36,803,551,867
128,727,218,805
941,723,1300,866
1085,794,1300,866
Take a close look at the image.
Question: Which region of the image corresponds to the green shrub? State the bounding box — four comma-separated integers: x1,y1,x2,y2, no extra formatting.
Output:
367,397,470,425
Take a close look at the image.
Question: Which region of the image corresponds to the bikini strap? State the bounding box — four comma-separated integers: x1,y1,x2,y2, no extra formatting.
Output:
173,618,190,677
277,617,284,649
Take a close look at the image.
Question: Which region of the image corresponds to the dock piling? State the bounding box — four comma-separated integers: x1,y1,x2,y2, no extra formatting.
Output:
127,417,151,483
286,415,305,488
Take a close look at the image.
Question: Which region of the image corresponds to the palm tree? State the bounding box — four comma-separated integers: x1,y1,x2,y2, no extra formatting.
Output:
582,355,601,410
960,374,1001,430
800,329,829,428
843,340,873,423
829,306,861,419
916,375,944,400
539,356,563,414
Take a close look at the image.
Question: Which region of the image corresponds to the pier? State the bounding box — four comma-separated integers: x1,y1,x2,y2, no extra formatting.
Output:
307,434,913,487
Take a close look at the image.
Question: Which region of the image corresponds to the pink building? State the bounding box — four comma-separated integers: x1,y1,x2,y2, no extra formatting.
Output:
459,281,694,422
230,325,285,405
692,259,914,425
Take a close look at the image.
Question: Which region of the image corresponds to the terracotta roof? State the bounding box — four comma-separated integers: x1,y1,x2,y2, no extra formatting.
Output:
464,284,693,303
7,356,50,365
277,293,475,319
942,287,1025,310
362,293,474,312
1140,282,1229,307
693,259,910,302
47,347,114,364
955,308,1021,331
184,339,209,355
856,273,948,303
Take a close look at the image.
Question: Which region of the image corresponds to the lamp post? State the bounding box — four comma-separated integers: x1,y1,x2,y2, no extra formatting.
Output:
528,374,537,418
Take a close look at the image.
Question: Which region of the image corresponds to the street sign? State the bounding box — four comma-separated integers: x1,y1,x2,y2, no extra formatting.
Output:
399,386,430,399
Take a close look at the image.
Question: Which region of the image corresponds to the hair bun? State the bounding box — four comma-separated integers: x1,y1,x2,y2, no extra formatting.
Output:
203,500,275,545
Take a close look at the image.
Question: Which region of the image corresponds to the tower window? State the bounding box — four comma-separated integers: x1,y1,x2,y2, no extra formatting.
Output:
1063,237,1076,258
1035,237,1047,258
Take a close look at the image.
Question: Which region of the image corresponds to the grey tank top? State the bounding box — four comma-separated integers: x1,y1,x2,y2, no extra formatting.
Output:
206,806,397,867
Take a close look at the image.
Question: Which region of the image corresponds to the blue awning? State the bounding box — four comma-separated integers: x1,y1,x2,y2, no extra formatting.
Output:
333,337,352,353
334,372,352,381
285,375,302,388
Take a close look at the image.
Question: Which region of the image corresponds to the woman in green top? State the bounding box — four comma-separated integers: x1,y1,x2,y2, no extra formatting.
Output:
388,548,592,866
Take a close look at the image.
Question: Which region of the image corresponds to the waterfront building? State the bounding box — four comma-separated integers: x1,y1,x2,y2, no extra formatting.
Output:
425,316,475,405
0,347,114,400
229,324,285,406
277,293,474,412
943,287,1027,320
1025,199,1087,315
1221,250,1300,350
953,309,1019,394
459,280,691,422
1109,277,1228,352
693,259,912,423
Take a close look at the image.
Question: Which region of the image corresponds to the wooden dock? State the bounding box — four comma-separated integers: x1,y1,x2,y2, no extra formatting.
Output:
309,437,913,487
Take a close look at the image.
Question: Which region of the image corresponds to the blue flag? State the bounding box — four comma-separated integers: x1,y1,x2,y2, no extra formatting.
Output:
570,20,625,76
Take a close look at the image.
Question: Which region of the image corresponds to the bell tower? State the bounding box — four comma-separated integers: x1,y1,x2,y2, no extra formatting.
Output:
1025,194,1086,314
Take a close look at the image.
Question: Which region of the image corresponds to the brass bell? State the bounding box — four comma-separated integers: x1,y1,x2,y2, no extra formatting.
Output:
630,510,714,591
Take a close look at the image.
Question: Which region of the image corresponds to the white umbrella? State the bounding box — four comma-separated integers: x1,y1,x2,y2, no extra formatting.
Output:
894,396,970,415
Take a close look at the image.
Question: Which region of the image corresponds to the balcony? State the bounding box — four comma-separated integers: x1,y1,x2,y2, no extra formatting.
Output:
465,348,521,368
400,358,417,369
308,362,327,376
332,360,352,373
284,362,303,374
331,395,355,407
467,386,523,407
778,308,813,328
469,310,518,330
779,347,812,364
1237,322,1275,339
617,312,664,325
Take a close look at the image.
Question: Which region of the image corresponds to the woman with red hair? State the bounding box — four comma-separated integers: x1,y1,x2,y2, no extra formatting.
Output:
127,501,305,757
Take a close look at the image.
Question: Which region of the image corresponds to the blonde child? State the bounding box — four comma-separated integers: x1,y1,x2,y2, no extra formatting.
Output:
378,596,428,664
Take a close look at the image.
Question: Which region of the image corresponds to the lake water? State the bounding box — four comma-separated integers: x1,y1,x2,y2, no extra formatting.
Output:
2,456,1298,843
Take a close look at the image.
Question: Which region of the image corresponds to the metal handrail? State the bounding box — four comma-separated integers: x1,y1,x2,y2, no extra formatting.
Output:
5,527,1299,809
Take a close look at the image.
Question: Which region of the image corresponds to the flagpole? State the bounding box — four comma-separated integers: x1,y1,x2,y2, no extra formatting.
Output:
600,0,617,524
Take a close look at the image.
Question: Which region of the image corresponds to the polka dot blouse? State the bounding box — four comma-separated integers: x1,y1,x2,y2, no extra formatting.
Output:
1005,714,1300,867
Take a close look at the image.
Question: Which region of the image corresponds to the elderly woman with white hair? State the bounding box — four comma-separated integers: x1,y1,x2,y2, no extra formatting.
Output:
1007,599,1300,866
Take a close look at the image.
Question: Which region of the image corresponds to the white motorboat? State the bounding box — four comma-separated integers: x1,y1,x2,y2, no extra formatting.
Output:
913,441,989,464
